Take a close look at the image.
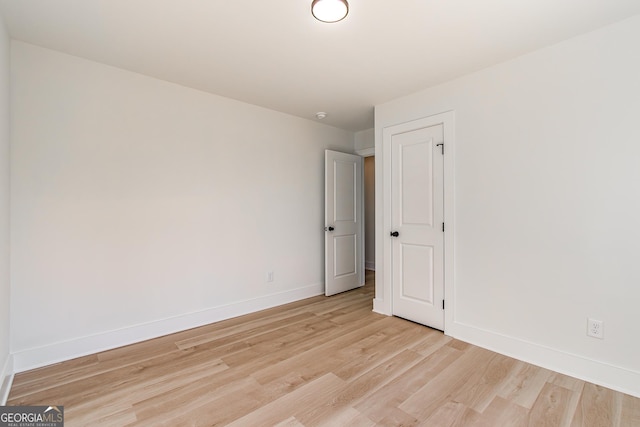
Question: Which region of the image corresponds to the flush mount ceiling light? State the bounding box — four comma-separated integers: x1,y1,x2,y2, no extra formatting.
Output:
311,0,349,23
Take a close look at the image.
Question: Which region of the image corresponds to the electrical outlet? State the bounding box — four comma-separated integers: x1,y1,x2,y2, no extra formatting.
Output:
587,318,603,339
267,271,274,283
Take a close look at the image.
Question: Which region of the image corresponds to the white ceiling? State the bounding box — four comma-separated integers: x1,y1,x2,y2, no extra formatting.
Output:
0,1,638,132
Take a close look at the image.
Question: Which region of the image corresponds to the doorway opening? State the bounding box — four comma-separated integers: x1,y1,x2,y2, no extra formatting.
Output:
364,155,375,274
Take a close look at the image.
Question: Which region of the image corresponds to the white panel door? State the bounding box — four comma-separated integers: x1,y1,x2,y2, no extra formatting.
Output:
325,150,363,296
389,123,444,329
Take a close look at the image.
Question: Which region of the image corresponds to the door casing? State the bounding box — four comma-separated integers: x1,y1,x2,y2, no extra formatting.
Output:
375,111,455,333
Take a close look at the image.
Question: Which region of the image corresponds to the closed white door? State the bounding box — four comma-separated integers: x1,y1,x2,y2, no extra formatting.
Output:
387,123,444,329
325,150,364,296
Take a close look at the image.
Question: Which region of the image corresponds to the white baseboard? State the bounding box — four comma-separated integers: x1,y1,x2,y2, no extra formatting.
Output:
365,261,375,271
447,321,640,399
12,283,324,373
372,298,389,316
1,354,14,405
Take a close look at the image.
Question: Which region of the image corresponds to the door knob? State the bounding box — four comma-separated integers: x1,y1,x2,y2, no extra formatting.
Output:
326,226,335,231
390,231,399,237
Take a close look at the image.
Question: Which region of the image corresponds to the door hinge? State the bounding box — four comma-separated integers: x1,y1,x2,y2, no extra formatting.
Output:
442,223,445,232
436,143,444,155
442,300,445,310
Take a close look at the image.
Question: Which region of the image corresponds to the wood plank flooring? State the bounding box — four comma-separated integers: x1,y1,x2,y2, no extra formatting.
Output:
8,271,640,426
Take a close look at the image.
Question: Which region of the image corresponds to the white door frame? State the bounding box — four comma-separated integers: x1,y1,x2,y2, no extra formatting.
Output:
374,111,455,333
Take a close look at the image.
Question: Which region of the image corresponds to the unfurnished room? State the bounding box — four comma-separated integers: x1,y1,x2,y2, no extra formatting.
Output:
0,1,639,426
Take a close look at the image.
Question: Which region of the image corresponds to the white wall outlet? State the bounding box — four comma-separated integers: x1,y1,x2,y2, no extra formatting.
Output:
267,271,274,283
587,318,604,339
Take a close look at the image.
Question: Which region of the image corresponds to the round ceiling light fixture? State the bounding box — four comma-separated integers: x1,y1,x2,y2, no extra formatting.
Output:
315,112,327,120
311,0,349,23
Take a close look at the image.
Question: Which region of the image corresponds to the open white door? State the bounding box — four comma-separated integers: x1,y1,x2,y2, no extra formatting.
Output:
387,121,445,330
325,150,364,296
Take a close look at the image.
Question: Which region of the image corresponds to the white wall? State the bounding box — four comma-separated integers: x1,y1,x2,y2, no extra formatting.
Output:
354,128,374,155
10,42,354,370
375,15,640,397
0,13,11,404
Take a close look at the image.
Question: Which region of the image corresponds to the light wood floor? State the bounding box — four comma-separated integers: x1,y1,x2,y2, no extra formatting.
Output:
8,271,640,426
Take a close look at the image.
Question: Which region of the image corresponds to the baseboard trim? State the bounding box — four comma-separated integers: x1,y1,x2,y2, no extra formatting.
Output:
447,321,640,398
1,354,14,405
365,261,375,271
372,298,389,316
13,283,324,373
